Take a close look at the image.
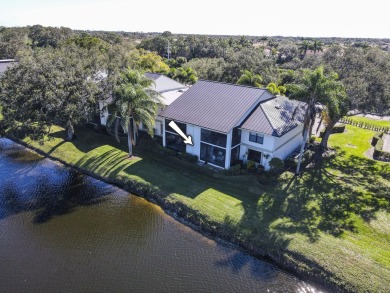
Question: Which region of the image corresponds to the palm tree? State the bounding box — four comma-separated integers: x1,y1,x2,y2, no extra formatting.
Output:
288,66,341,174
170,67,198,85
237,70,263,87
111,69,163,157
266,82,287,95
298,40,310,58
320,84,349,149
311,40,324,54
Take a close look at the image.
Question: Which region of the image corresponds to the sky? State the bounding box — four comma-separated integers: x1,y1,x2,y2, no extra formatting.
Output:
0,0,388,38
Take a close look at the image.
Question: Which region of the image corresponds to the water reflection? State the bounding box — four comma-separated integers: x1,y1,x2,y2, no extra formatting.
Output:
0,138,324,293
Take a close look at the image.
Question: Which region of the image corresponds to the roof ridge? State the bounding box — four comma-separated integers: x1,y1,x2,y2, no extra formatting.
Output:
260,98,278,131
198,79,268,90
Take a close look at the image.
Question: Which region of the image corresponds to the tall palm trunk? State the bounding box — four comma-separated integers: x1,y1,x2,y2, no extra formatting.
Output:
114,117,120,143
67,120,74,141
296,128,309,174
127,119,133,157
315,115,323,135
320,119,338,150
308,116,316,138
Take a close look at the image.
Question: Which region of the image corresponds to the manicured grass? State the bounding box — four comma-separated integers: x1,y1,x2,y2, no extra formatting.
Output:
346,115,390,128
23,124,389,293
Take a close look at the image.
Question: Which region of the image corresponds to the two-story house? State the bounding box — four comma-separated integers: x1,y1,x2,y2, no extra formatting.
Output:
160,80,305,169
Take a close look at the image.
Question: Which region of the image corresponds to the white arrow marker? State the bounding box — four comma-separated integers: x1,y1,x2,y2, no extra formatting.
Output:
168,121,194,146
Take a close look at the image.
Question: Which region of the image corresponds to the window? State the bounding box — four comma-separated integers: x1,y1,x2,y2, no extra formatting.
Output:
201,129,227,148
200,143,226,167
165,119,187,152
166,132,186,152
165,119,186,134
249,132,264,144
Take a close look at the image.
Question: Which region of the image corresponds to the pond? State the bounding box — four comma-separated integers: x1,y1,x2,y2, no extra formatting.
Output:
0,138,324,292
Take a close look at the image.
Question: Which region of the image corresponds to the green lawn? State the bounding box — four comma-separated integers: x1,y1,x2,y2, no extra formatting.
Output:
346,115,390,128
23,124,389,293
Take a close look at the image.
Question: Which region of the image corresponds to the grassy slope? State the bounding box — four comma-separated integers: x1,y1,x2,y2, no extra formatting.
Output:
23,124,389,293
346,116,390,128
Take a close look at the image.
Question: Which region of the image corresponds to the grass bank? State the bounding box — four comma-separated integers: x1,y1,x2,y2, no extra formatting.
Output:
345,115,390,128
18,124,390,293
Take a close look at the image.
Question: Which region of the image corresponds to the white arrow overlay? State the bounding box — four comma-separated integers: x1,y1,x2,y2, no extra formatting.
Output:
168,121,194,146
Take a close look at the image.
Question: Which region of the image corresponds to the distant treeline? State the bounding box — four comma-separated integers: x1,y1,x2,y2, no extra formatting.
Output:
0,25,389,115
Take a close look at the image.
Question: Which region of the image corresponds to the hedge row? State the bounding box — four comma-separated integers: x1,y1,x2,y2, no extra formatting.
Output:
340,117,390,134
371,132,390,160
319,124,346,138
157,145,198,163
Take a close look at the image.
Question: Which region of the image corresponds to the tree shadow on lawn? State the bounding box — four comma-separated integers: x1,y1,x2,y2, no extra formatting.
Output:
48,126,123,155
76,147,134,178
282,150,388,239
230,148,390,252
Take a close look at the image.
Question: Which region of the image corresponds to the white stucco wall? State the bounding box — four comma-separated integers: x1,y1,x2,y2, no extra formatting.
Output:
240,130,275,152
162,120,304,170
239,126,304,170
185,124,200,157
273,124,305,160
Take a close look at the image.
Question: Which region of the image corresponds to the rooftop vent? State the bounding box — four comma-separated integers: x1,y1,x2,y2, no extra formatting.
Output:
275,104,282,109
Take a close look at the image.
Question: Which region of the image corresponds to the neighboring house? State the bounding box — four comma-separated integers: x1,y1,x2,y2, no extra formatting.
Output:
143,72,188,136
99,72,188,136
160,80,305,170
0,59,17,77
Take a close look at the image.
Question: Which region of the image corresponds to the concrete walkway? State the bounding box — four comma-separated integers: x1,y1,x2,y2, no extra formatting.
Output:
382,134,390,152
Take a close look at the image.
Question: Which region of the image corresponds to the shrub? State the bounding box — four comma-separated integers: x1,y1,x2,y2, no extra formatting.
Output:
372,133,390,160
371,132,383,146
319,123,346,138
222,164,246,176
269,157,284,172
178,152,198,163
246,160,256,171
333,123,346,133
285,157,297,169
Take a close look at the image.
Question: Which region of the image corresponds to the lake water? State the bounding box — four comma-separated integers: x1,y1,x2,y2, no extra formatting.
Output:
0,138,324,292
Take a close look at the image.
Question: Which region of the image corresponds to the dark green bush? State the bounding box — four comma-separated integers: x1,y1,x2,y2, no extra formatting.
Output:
269,157,284,172
246,160,256,171
285,157,297,169
222,164,247,176
319,124,346,138
371,132,383,146
178,152,198,163
333,123,346,133
372,133,390,160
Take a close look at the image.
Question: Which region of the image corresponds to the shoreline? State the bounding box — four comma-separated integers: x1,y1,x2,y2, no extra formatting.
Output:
3,136,342,293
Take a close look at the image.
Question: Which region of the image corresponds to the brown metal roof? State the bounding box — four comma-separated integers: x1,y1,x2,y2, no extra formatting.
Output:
160,80,273,133
241,96,305,136
240,106,274,135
